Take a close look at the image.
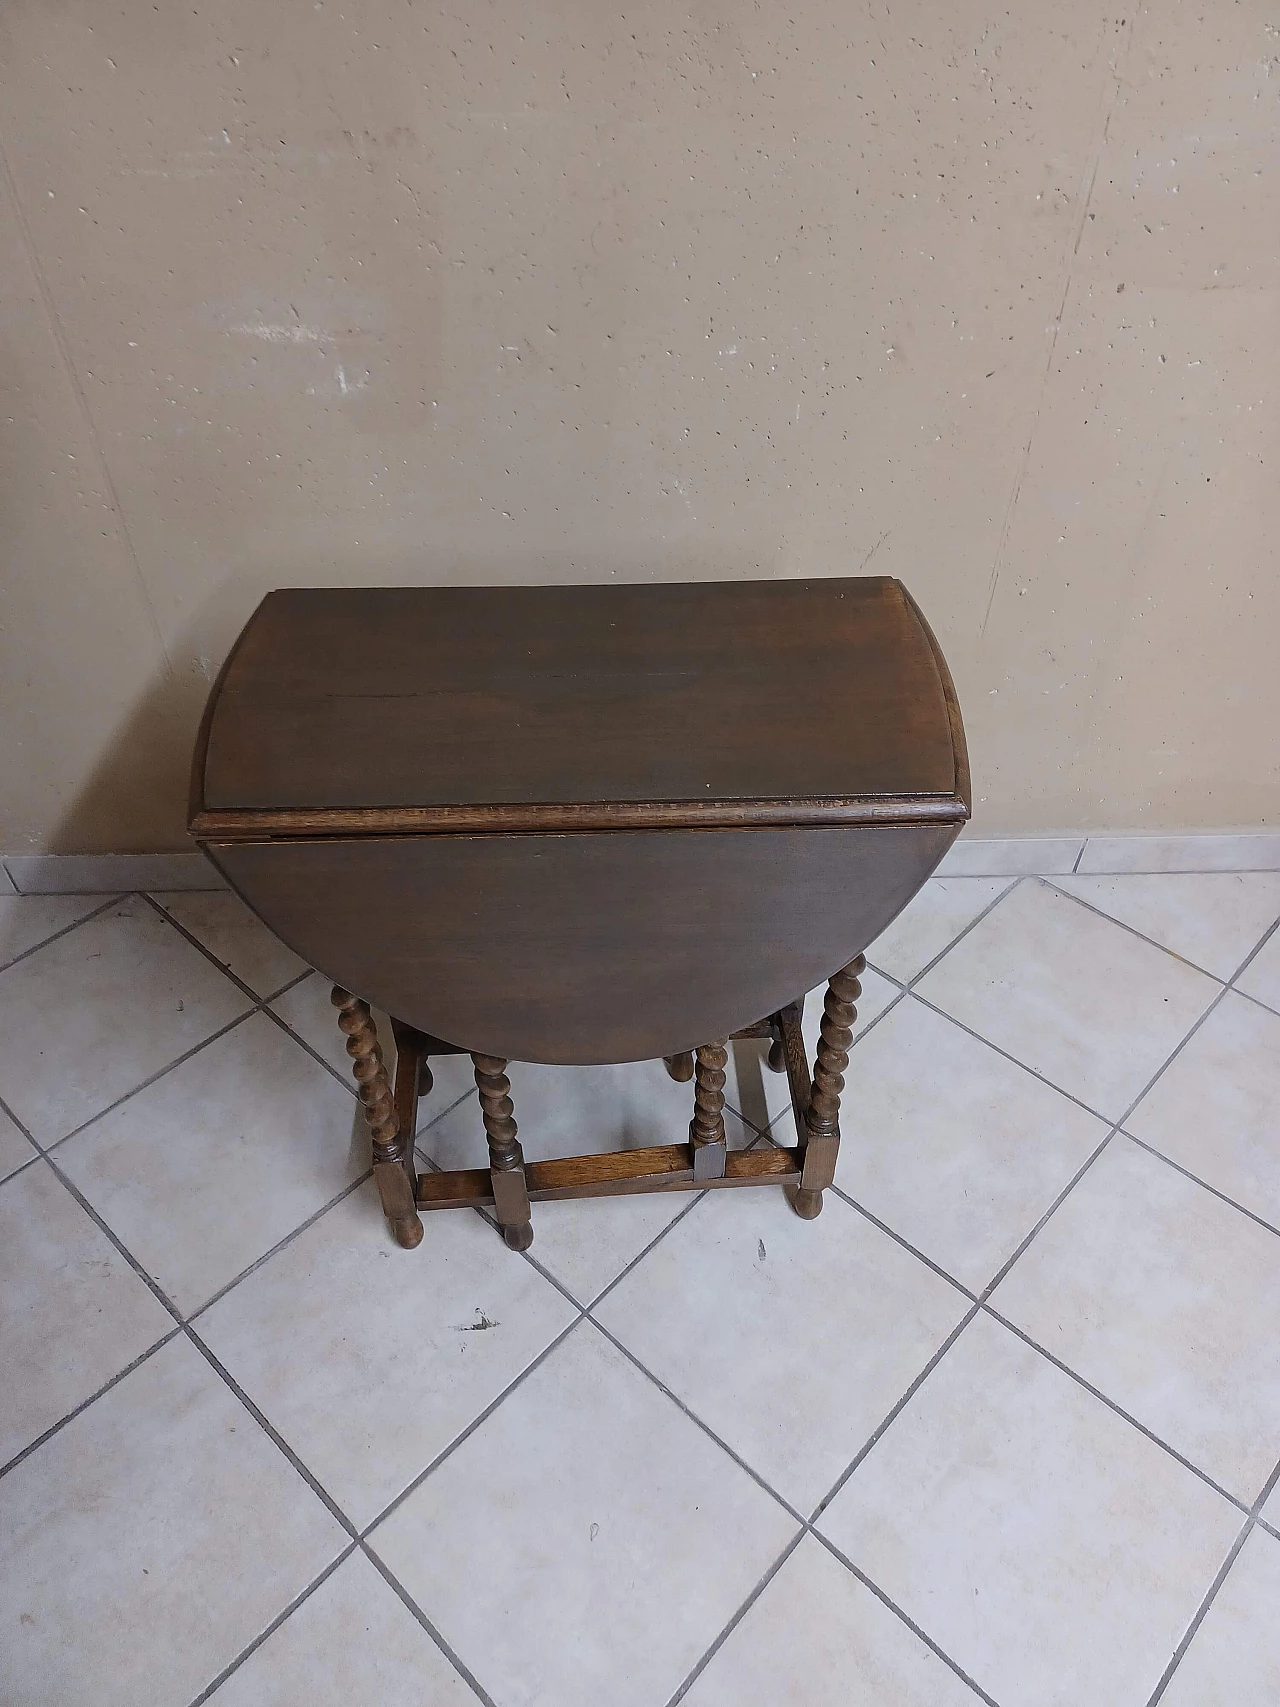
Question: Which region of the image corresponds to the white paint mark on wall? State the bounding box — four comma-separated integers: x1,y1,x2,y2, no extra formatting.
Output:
229,322,329,344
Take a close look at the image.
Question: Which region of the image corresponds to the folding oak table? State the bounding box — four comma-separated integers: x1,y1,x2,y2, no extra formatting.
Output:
190,578,969,1254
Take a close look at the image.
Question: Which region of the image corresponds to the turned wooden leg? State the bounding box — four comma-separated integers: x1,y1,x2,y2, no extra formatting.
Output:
689,1040,728,1181
664,1051,695,1083
333,987,423,1249
794,956,864,1220
473,1054,533,1251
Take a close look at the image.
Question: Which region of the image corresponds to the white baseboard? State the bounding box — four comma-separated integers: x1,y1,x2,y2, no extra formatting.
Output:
3,833,1279,894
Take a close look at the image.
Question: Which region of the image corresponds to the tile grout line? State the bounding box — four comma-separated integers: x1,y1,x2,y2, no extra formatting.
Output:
185,892,1280,1699
182,1542,361,1707
902,874,1026,992
809,1529,1004,1706
982,1305,1250,1515
357,1314,589,1538
1143,1446,1280,1707
661,1527,809,1707
12,866,1279,1701
806,1301,984,1521
1038,875,1280,983
0,890,123,976
41,1004,265,1159
0,1321,186,1482
357,1543,499,1707
1119,1129,1280,1244
829,1184,980,1300
138,890,295,1011
690,892,1278,1700
585,1314,809,1525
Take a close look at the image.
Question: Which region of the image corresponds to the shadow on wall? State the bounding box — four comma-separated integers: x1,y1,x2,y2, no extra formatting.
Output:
48,660,201,855
48,550,782,855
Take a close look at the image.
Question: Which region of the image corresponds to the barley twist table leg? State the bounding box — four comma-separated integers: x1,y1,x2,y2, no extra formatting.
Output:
794,955,864,1219
332,986,423,1249
473,1054,534,1251
689,1040,729,1181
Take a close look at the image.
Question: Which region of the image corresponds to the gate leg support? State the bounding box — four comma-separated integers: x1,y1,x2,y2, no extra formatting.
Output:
473,1054,533,1251
690,1041,729,1181
794,955,864,1220
332,986,423,1249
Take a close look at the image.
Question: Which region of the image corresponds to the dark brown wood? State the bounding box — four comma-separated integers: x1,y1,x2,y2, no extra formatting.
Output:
775,1003,812,1145
689,1041,729,1181
191,577,969,1250
416,1142,801,1210
472,1054,533,1251
209,822,954,1064
794,956,864,1219
195,580,960,817
331,986,423,1248
389,1020,429,1162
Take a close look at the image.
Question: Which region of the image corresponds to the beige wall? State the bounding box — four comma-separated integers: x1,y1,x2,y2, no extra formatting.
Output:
1,1,1277,853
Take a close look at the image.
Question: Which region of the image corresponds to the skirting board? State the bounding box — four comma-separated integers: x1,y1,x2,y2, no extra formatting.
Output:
3,833,1280,893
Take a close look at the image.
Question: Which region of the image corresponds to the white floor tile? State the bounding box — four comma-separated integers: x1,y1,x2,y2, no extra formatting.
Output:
0,1162,173,1466
57,1013,364,1315
271,973,476,1124
865,876,1014,983
994,1136,1280,1501
369,1323,797,1707
0,893,105,969
1236,926,1280,1014
819,1312,1239,1707
152,890,308,998
518,1189,697,1306
915,879,1218,1120
1160,1528,1280,1706
1052,872,1280,980
838,998,1107,1291
732,968,900,1137
683,1533,977,1707
0,896,250,1144
0,1103,36,1183
421,1056,753,1303
0,1336,346,1707
1127,991,1280,1230
198,1185,577,1528
597,1187,967,1514
207,1549,476,1707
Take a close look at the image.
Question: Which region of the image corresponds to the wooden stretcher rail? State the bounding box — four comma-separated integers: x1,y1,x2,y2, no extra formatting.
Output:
416,1143,802,1211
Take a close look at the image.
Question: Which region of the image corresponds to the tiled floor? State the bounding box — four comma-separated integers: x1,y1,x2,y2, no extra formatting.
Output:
2,876,1279,1706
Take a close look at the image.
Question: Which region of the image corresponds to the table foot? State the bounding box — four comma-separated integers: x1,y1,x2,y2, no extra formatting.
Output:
766,1038,787,1074
502,1220,534,1252
393,1215,426,1248
664,1052,695,1083
792,1186,824,1219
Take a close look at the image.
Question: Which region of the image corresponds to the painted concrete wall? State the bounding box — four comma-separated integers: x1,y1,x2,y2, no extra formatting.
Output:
1,1,1276,852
